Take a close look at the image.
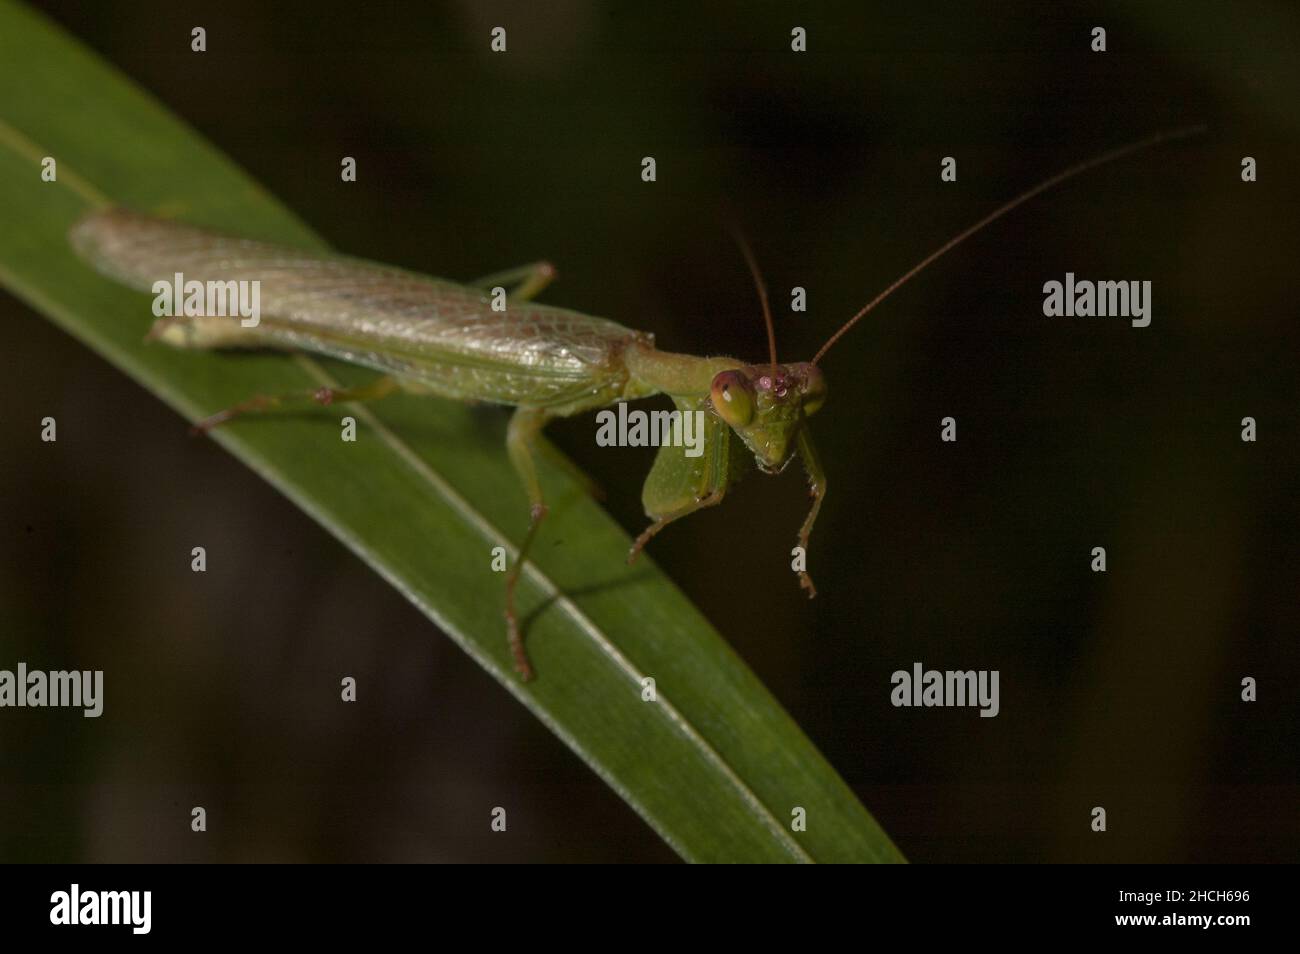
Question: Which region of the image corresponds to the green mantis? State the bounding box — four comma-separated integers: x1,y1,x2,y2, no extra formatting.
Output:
68,126,1202,680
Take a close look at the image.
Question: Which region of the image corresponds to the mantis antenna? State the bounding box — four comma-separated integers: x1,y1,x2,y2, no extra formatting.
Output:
811,124,1207,366
731,226,779,373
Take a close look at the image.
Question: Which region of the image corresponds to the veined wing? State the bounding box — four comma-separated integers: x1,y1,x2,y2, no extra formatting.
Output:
70,208,646,409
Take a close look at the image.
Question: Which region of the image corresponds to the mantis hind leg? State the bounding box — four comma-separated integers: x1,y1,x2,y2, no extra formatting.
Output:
503,406,556,681
191,375,399,434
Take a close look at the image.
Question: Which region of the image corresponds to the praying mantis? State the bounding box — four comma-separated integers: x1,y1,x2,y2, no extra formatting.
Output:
69,126,1202,680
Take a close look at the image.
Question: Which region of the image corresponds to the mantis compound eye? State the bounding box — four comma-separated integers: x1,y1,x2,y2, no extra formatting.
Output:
710,370,754,427
801,366,827,417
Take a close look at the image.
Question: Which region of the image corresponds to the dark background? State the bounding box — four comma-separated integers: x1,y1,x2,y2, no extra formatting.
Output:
1,0,1296,862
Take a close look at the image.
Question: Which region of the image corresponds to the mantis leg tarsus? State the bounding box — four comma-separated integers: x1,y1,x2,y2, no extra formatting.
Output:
799,569,818,599
470,261,557,303
627,522,661,565
628,489,724,564
191,393,278,434
503,407,556,681
190,375,399,435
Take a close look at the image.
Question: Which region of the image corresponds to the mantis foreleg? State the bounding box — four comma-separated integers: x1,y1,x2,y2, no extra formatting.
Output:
795,425,825,598
629,402,733,563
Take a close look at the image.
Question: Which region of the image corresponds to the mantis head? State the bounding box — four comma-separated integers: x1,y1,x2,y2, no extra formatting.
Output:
709,363,825,473
721,229,828,473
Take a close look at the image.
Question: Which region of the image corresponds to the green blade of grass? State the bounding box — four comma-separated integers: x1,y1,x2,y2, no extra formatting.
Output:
0,0,903,863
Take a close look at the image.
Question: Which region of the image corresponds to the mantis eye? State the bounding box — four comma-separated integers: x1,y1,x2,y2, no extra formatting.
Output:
710,370,754,427
802,368,827,417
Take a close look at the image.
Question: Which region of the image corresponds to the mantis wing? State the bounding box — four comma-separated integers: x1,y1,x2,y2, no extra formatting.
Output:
71,207,642,410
